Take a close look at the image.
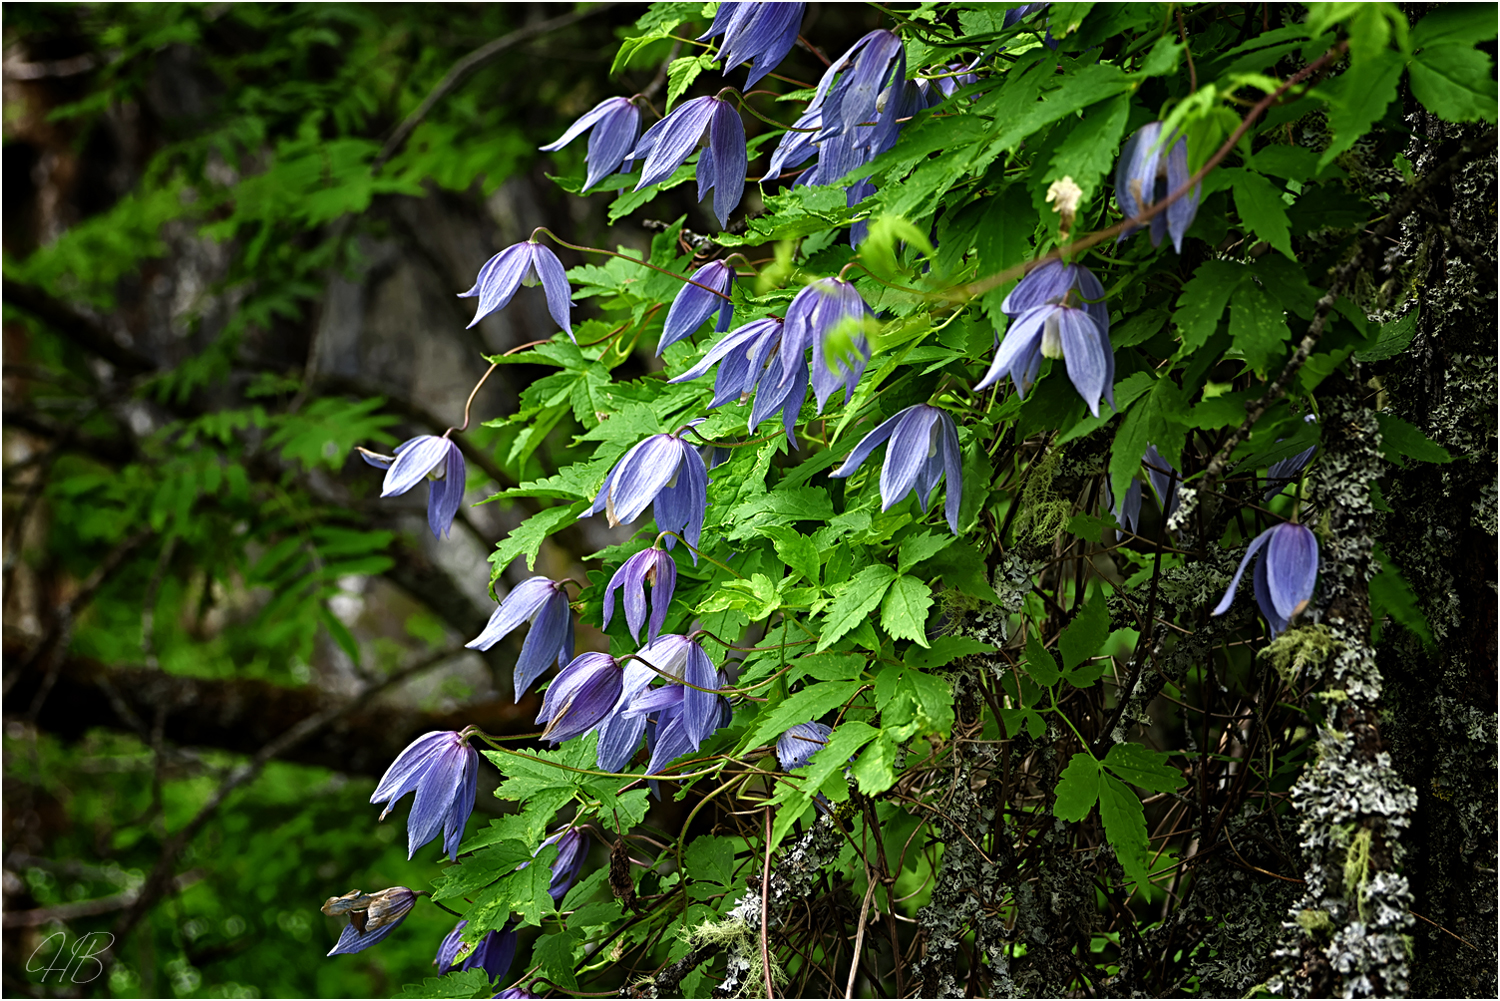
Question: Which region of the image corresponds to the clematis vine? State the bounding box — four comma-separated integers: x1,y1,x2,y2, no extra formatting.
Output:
538,96,642,192
466,577,575,698
831,404,963,535
458,238,574,337
358,435,465,539
578,428,709,560
630,95,747,226
370,731,478,860
1211,521,1319,637
1115,122,1201,253
323,886,417,957
978,259,1114,417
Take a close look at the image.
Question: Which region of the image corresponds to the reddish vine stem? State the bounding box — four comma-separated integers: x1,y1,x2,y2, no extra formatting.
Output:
954,40,1349,302
531,227,732,302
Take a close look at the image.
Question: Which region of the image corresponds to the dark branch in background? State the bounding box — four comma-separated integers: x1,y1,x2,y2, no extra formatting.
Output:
2,277,156,376
1182,128,1499,521
107,642,489,948
372,4,622,173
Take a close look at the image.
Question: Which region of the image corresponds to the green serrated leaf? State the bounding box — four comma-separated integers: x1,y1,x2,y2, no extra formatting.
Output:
1409,43,1499,123
685,835,738,887
1103,742,1184,793
533,929,583,990
818,564,898,652
396,969,494,999
881,575,934,647
765,526,820,585
1229,170,1295,259
665,54,715,112
850,732,900,795
1059,595,1111,672
1053,752,1102,821
1376,414,1453,466
1369,545,1435,646
1098,773,1150,887
1174,260,1244,352
1023,635,1062,686
743,680,863,752
1319,48,1405,166
905,635,995,671
1229,281,1291,377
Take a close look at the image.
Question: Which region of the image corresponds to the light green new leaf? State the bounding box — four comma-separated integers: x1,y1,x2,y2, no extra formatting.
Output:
665,54,716,111
765,526,820,585
898,530,954,575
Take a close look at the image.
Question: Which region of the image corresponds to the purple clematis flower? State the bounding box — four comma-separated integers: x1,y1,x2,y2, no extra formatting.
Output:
777,722,832,771
668,316,809,447
537,827,589,904
370,732,478,861
806,30,908,188
659,260,737,355
604,547,678,642
782,278,875,412
1211,522,1319,637
536,652,624,745
1264,415,1318,500
358,436,466,539
459,239,574,338
324,886,417,956
931,58,982,98
1115,122,1201,254
700,2,806,88
1107,444,1179,540
631,96,747,227
539,96,642,192
627,674,732,776
495,991,538,1000
978,259,1114,417
766,103,823,183
467,577,575,699
831,404,964,535
436,921,518,980
579,429,709,560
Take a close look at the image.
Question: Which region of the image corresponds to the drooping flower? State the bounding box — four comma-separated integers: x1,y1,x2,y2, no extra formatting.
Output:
765,103,823,182
436,921,518,980
777,721,832,771
458,239,574,337
978,259,1114,417
659,260,737,355
466,577,575,699
324,886,417,956
781,278,875,412
627,673,732,776
831,404,963,535
538,96,642,192
699,1,806,88
1211,522,1319,637
603,547,678,642
495,991,539,1000
1115,122,1201,254
930,58,982,99
667,316,809,447
578,429,709,560
813,30,906,148
536,652,624,745
358,436,466,539
537,827,590,904
1264,415,1319,500
370,732,479,860
1107,444,1179,540
630,96,747,226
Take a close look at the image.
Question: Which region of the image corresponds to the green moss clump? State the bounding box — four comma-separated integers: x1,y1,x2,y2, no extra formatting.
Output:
1260,624,1338,685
